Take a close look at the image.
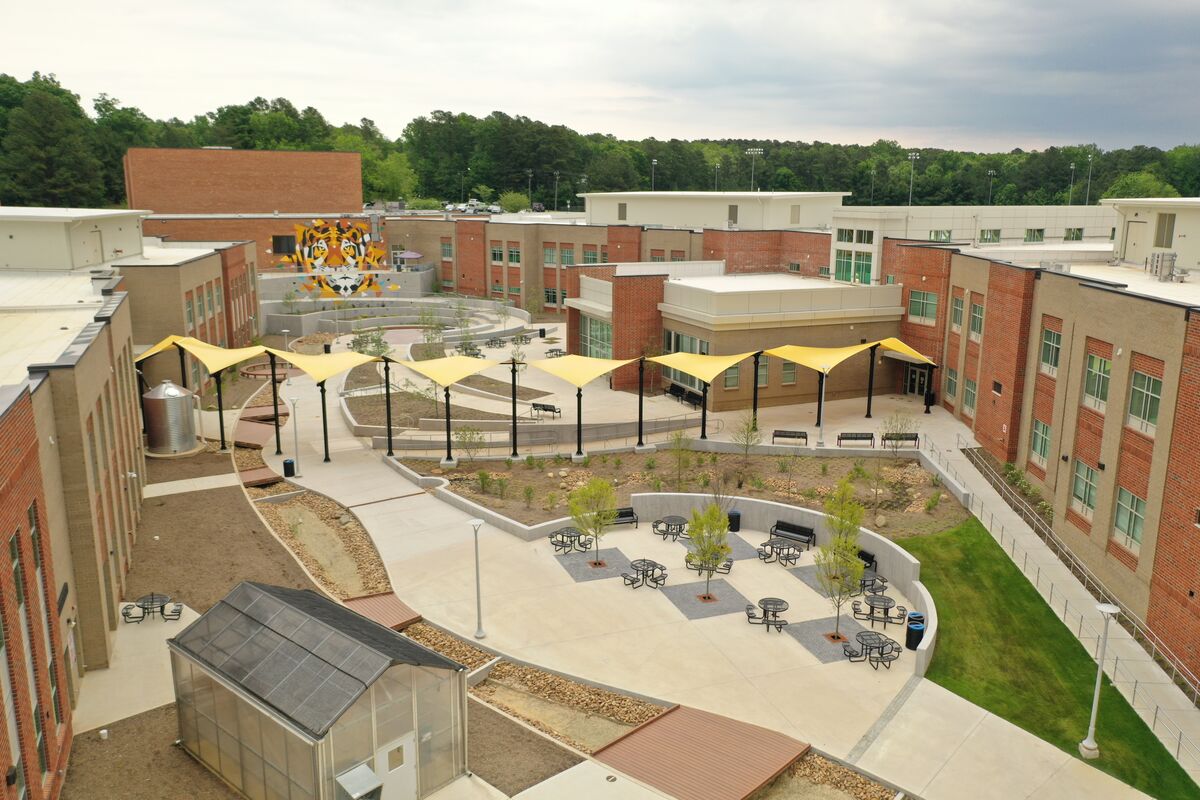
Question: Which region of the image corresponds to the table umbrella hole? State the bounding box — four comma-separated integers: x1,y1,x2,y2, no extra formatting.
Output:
696,594,718,603
824,632,848,643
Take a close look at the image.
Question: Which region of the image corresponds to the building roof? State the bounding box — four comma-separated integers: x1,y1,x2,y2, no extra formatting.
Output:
170,582,461,739
113,244,217,267
667,273,832,293
594,705,809,800
0,207,148,223
0,271,109,386
579,191,848,200
1099,197,1200,209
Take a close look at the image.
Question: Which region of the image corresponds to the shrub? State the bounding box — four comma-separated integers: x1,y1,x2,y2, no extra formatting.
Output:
710,453,719,465
645,457,657,471
504,457,513,469
925,492,942,513
700,473,711,488
524,454,536,469
455,426,484,462
544,491,558,510
778,459,789,473
848,460,868,481
581,456,592,468
523,485,534,509
477,471,492,494
820,462,828,476
535,457,546,469
600,454,608,464
930,473,942,486
614,457,623,469
652,477,663,492
495,477,510,499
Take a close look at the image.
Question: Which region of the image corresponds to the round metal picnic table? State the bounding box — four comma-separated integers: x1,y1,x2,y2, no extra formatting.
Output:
662,515,687,538
856,630,888,654
556,527,588,552
135,593,171,618
763,538,799,564
758,597,789,619
865,594,895,625
630,559,663,575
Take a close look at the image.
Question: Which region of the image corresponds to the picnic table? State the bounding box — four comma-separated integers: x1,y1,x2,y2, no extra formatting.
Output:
653,515,688,541
135,592,172,619
865,594,895,627
859,569,887,595
759,597,788,620
552,527,592,553
626,559,666,589
856,630,889,655
758,538,800,566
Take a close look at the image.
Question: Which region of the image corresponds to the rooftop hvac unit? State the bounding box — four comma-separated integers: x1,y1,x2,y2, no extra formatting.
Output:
1151,252,1179,282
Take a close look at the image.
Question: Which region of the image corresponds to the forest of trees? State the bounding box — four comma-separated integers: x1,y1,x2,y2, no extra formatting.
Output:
2,72,1197,211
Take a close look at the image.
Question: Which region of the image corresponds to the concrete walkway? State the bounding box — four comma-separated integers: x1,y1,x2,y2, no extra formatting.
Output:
143,473,241,498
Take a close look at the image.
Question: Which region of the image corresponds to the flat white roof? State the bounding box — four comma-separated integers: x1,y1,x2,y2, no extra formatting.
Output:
667,273,833,293
1099,197,1200,209
579,191,849,200
0,271,106,385
114,245,216,267
1065,262,1200,306
0,207,148,222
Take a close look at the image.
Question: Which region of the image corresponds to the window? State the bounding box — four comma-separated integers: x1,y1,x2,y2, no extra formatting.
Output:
1071,460,1098,518
1110,227,1116,241
1083,353,1111,411
661,330,709,390
1024,228,1045,243
885,274,896,284
185,299,194,328
951,296,963,331
727,205,739,224
196,291,205,319
818,266,831,278
963,379,977,413
214,284,222,313
508,286,520,295
834,249,853,282
543,246,556,264
1113,488,1146,553
979,228,1000,244
670,250,685,262
907,290,937,324
782,362,796,385
560,247,574,265
757,355,769,388
543,287,559,305
579,315,612,358
992,380,1003,395
969,302,984,342
788,262,801,273
1064,227,1083,241
853,251,872,283
507,245,521,264
490,243,503,263
618,202,627,221
929,229,952,242
206,287,215,317
583,248,599,264
790,205,802,225
650,251,665,263
1040,329,1061,376
1127,370,1162,434
855,229,874,245
440,241,453,260
945,368,958,398
724,366,739,389
1154,213,1176,248
271,235,296,256
1030,420,1050,467
836,228,854,243
600,246,609,262
11,534,23,607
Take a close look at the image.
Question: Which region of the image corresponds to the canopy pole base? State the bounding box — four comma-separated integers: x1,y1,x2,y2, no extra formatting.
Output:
571,452,588,464
439,457,459,469
634,443,657,454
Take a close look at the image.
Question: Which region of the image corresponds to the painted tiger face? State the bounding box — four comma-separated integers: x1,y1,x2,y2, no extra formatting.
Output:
286,219,385,297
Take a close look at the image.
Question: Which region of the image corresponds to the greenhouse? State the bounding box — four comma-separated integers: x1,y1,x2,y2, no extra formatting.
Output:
168,582,466,800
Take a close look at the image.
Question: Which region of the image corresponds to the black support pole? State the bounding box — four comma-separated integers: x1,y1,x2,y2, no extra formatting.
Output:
175,344,187,389
136,370,148,433
268,352,282,454
214,369,227,451
444,386,453,462
319,380,330,463
751,351,762,430
575,387,584,457
816,372,826,426
700,382,709,440
636,358,645,448
510,361,519,457
865,344,879,419
924,364,936,414
384,359,394,457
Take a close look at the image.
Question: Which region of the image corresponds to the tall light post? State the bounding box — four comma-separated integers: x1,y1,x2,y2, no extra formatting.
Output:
1085,153,1095,205
1068,161,1076,205
469,518,486,639
746,147,764,191
651,158,657,191
906,152,920,237
714,163,720,190
553,170,560,210
1079,603,1121,759
460,166,470,203
869,167,876,205
525,168,533,209
288,396,301,477
987,169,997,205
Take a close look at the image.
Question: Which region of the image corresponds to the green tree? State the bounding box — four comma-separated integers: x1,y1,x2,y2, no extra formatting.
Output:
687,503,732,599
569,478,617,563
1,88,104,207
730,412,761,470
454,426,484,462
92,94,158,204
824,477,865,539
349,327,389,357
498,190,529,212
814,531,865,639
1102,171,1180,199
406,198,443,210
471,184,495,202
667,430,692,491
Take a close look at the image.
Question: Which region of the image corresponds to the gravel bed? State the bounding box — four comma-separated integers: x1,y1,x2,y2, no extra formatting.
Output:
403,623,493,669
485,661,664,727
246,481,300,499
783,753,894,800
233,446,267,471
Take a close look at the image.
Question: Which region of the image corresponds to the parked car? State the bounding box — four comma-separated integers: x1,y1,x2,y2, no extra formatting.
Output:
487,204,502,214
531,202,546,212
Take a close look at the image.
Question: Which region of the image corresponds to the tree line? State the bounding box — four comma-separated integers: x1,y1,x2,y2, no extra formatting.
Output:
1,72,1196,211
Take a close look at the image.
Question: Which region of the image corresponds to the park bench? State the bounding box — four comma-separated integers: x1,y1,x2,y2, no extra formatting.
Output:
769,520,816,550
880,432,920,448
530,402,561,419
608,507,639,528
683,390,704,409
858,548,878,571
771,430,808,445
666,383,688,403
837,431,875,448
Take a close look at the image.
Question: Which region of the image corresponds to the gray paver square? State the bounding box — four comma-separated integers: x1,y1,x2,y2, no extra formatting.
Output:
553,548,632,582
658,579,751,620
789,564,826,595
785,616,874,664
678,532,760,561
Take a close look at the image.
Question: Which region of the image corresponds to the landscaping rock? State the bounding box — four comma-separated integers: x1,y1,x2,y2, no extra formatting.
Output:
787,753,893,800
404,623,492,670
558,482,567,490
558,469,569,478
875,514,887,528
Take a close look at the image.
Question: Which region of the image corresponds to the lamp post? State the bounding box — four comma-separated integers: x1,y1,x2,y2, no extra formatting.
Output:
651,159,657,191
525,168,533,210
1079,603,1121,759
1068,162,1076,205
869,167,876,205
460,167,470,203
553,170,560,210
288,396,301,477
746,147,764,191
714,163,720,190
906,152,920,237
817,366,830,446
987,170,997,205
282,328,291,352
1085,153,1094,205
470,518,486,639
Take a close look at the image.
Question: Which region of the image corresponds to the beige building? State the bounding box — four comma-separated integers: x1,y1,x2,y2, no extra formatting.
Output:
1101,197,1200,271
580,191,848,231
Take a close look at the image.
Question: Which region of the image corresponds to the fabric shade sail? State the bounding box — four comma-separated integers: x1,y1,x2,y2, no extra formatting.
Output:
528,354,634,387
266,348,380,384
876,337,935,365
398,355,499,387
135,334,189,363
647,351,758,384
766,338,935,374
179,341,268,374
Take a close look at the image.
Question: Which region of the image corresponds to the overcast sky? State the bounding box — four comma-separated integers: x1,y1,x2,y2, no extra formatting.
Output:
7,0,1198,150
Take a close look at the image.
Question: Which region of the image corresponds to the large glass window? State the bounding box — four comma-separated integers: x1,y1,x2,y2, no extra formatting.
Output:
951,296,963,331
945,368,958,398
1127,371,1161,434
1083,353,1111,412
853,251,872,283
582,248,598,264
560,247,575,266
543,288,559,305
1064,227,1083,241
834,249,853,282
969,302,984,342
979,229,1000,244
908,290,937,324
1040,329,1061,376
542,246,556,264
1025,228,1045,243
963,379,977,413
489,244,503,263
1071,460,1098,518
440,242,453,260
1155,213,1176,248
781,362,796,385
929,229,952,242
855,229,874,244
579,315,612,359
1030,419,1050,467
661,330,709,390
1114,487,1146,553
507,246,521,264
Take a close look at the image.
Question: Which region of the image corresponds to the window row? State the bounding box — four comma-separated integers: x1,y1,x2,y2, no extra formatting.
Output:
835,228,874,245
723,358,797,389
833,250,872,283
1069,459,1147,554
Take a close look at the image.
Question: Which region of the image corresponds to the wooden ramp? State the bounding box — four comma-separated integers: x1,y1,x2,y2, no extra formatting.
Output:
344,592,422,631
594,705,809,800
240,467,282,488
232,419,275,450
240,407,288,423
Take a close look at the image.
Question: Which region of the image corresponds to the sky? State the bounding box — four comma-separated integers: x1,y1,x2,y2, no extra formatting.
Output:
6,0,1199,151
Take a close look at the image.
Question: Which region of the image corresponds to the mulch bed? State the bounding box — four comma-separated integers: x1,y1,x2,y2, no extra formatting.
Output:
468,700,582,796
62,704,236,800
144,451,233,483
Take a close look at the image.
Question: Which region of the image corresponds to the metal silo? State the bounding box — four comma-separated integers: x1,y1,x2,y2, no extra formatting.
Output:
143,380,197,454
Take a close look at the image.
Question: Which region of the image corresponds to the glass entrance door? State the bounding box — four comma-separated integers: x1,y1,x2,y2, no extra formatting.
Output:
905,365,928,396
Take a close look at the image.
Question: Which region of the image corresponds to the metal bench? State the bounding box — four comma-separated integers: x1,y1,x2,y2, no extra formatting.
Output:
683,390,704,409
772,429,807,445
858,548,878,571
609,507,639,528
531,402,561,419
666,383,688,403
880,432,919,447
837,432,875,447
769,520,815,550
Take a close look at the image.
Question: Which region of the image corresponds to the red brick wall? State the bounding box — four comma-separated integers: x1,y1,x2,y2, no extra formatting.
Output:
606,227,642,263
454,221,487,297
887,242,952,368
1148,314,1200,678
779,231,831,275
610,275,665,390
0,391,72,800
974,263,1037,462
124,148,362,213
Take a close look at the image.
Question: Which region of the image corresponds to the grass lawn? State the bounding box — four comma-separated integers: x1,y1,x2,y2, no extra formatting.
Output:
901,519,1197,800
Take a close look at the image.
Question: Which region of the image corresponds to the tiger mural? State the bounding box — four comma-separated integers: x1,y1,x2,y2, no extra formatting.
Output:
282,219,386,298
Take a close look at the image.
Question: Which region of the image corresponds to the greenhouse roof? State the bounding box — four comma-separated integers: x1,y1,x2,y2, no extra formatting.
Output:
171,582,461,738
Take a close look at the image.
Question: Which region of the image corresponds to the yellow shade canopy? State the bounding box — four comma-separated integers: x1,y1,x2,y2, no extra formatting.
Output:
764,343,872,374
528,354,635,388
135,334,188,363
877,337,935,365
648,351,757,385
397,355,499,387
179,340,268,374
266,348,380,384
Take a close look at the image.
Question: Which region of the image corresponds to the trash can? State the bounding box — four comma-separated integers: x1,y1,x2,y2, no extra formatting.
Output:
283,458,296,478
907,611,925,625
538,327,546,338
906,620,926,650
323,343,332,354
727,510,741,533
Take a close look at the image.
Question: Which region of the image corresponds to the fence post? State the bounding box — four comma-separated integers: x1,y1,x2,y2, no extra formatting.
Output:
1049,583,1054,605
1132,680,1138,705
1153,706,1159,731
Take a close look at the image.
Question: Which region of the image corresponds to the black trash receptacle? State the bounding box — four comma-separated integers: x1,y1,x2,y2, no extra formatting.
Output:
727,510,741,533
283,458,296,478
539,327,547,338
907,611,925,625
323,343,332,354
906,622,926,650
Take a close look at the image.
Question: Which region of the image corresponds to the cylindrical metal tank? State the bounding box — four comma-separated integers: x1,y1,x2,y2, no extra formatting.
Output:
143,380,197,454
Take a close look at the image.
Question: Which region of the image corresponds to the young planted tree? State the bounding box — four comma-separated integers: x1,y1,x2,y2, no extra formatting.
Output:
688,503,732,601
730,411,761,473
880,411,918,459
667,430,692,491
568,478,617,565
417,306,445,347
349,327,389,357
815,477,867,639
454,426,484,462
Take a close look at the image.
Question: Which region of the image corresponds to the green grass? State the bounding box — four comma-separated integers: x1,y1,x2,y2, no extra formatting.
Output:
901,518,1197,800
